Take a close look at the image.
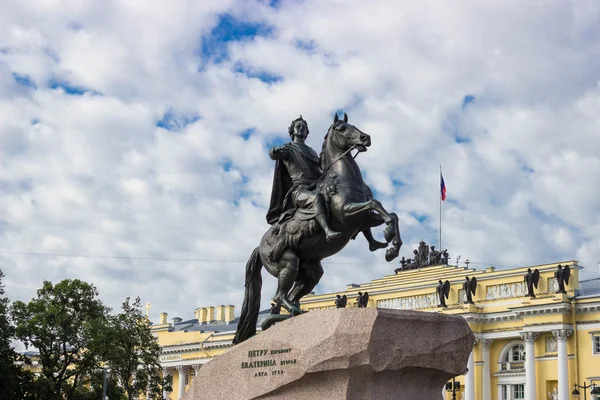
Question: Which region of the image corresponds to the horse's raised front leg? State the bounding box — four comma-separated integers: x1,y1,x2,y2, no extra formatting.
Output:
343,199,402,260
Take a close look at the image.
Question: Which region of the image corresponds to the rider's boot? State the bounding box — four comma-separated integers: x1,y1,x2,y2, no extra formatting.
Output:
316,214,342,241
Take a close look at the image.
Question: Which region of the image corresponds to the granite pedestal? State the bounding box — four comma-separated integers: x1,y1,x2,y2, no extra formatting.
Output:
182,308,474,400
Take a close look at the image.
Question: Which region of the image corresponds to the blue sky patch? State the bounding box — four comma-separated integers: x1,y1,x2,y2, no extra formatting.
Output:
462,94,476,109
220,159,233,172
13,73,36,89
156,110,200,132
392,178,406,188
240,128,255,140
233,63,282,84
295,40,317,53
265,136,288,149
199,14,274,65
48,78,92,95
410,212,428,223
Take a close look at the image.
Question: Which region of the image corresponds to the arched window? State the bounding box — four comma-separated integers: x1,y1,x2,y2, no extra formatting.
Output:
498,342,525,371
504,344,525,362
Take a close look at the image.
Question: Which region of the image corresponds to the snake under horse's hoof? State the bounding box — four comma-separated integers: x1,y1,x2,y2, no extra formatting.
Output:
261,314,293,332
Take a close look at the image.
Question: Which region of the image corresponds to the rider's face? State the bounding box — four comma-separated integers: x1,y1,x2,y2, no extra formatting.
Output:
293,121,308,140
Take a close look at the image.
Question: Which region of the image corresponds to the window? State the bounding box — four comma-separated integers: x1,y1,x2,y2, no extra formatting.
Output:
593,337,600,355
503,344,525,362
514,384,525,399
511,344,525,361
185,374,189,385
500,343,526,371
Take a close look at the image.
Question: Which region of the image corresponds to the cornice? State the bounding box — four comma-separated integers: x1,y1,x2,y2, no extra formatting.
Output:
493,371,525,378
161,343,202,354
461,311,521,324
575,302,600,314
509,302,572,316
203,340,233,349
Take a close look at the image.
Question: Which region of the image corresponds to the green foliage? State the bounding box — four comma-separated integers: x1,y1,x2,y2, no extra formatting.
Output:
11,279,108,400
98,297,166,400
0,269,32,400
7,278,168,399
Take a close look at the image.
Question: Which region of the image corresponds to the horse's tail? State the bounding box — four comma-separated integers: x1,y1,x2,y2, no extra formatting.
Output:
232,247,263,345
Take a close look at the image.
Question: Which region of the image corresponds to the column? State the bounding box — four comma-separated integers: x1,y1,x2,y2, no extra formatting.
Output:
482,339,493,400
465,347,475,400
162,368,171,400
520,332,539,400
553,330,573,400
497,385,504,400
176,366,187,400
506,384,513,400
193,364,201,377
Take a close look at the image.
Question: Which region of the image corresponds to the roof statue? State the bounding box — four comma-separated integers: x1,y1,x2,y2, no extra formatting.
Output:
395,240,448,272
524,268,540,298
463,276,477,304
555,264,571,294
357,291,369,308
233,113,403,344
335,294,348,308
436,280,451,307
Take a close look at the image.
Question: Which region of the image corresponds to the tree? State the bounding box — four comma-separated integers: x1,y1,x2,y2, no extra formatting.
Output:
0,269,29,400
11,279,108,400
99,297,167,400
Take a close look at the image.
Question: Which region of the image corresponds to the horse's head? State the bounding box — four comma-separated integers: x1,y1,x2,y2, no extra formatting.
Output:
325,113,371,154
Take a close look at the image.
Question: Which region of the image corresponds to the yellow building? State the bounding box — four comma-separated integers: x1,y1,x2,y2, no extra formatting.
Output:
153,260,600,400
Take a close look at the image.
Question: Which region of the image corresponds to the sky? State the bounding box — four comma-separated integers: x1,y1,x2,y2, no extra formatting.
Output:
2,0,600,325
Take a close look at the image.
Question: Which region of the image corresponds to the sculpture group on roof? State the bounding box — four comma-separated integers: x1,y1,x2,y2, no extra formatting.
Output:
395,240,448,273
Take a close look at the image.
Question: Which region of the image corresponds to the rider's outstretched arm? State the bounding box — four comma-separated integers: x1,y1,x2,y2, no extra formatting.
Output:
269,144,290,160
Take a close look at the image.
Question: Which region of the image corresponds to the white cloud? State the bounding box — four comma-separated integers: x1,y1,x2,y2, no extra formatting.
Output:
1,0,600,323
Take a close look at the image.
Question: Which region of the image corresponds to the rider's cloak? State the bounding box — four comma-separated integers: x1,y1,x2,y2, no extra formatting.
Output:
266,142,321,225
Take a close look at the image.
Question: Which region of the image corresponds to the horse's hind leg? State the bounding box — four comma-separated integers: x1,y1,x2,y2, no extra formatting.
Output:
288,260,324,306
272,249,303,316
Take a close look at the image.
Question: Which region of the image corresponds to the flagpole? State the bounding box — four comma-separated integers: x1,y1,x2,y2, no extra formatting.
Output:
439,165,442,251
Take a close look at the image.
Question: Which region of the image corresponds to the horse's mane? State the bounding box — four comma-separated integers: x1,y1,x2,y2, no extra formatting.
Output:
319,121,343,170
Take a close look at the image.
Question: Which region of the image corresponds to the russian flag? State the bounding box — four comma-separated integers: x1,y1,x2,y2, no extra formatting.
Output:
440,173,447,201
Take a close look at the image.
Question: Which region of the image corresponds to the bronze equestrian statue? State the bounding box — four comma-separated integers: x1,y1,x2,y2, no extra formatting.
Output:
233,113,402,344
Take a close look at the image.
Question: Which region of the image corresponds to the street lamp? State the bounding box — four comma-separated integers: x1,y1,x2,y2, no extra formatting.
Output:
102,367,111,400
445,377,461,400
572,382,599,400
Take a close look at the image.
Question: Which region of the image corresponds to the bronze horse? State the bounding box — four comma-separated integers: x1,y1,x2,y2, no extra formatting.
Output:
233,114,401,344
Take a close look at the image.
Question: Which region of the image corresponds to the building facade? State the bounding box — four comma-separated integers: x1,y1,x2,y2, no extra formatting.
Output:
153,260,600,400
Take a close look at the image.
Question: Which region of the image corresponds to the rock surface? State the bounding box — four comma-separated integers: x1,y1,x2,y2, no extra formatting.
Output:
182,308,474,400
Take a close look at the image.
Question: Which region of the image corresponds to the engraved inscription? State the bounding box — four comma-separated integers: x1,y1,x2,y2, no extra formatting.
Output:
241,348,296,378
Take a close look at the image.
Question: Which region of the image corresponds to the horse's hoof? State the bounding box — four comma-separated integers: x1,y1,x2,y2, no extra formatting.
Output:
385,247,399,262
290,307,304,316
